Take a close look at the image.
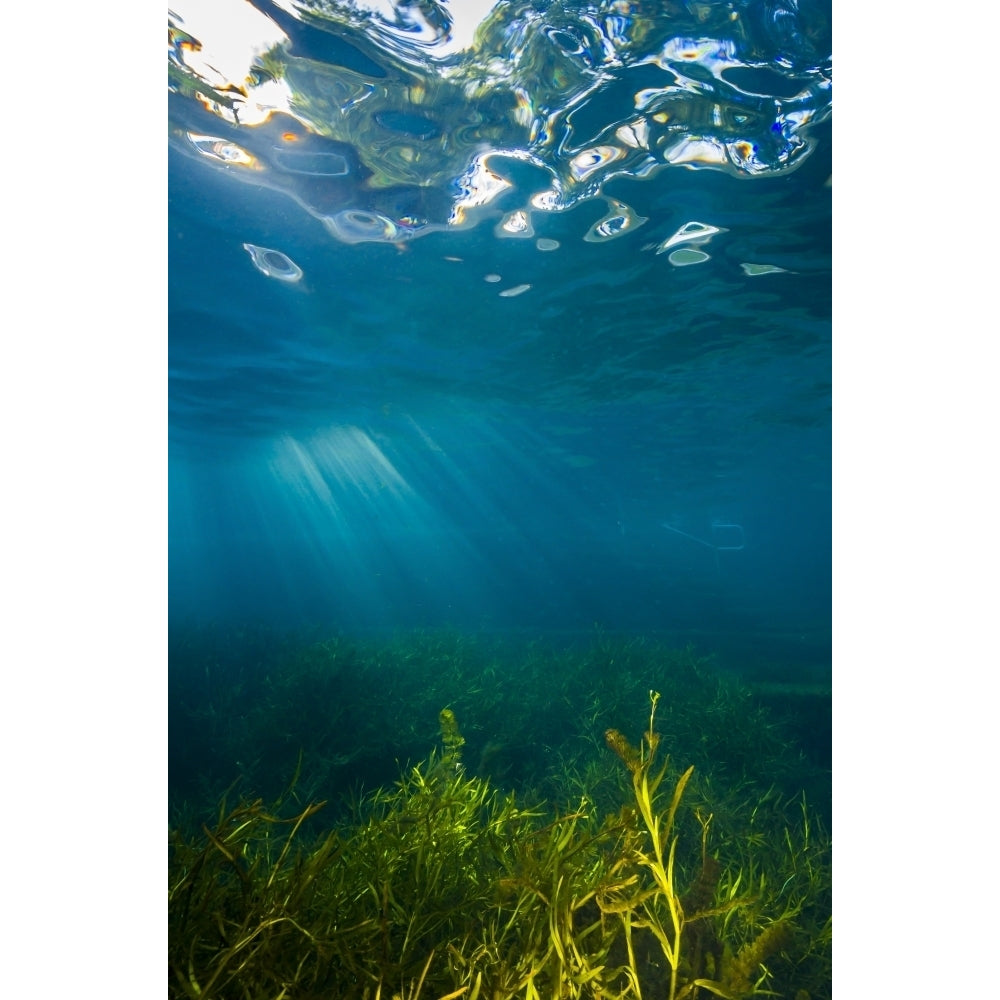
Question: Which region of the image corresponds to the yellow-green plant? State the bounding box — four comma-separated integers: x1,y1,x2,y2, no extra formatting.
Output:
169,697,830,1000
598,691,813,1000
601,690,699,1000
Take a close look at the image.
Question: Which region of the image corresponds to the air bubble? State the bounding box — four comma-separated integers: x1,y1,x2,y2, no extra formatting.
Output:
242,243,303,282
741,262,790,276
667,248,710,267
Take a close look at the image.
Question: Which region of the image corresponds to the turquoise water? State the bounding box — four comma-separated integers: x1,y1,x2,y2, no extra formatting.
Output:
168,0,831,680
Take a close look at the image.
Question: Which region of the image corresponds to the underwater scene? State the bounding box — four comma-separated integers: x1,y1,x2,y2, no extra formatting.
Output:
168,1,832,998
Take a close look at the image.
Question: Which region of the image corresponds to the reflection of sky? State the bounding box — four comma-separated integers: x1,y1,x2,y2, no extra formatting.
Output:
331,0,503,55
169,0,832,242
172,0,503,81
171,0,285,84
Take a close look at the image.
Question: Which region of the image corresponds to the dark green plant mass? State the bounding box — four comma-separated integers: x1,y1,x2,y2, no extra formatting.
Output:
169,638,831,1000
169,630,830,826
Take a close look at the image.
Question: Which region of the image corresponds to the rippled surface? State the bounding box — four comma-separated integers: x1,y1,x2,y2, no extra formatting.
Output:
168,0,832,665
169,0,831,245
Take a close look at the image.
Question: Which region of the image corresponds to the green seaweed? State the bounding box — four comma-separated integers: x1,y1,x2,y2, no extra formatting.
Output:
169,691,831,999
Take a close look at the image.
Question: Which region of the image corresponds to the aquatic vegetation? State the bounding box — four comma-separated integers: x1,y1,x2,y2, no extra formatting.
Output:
169,629,829,833
169,690,831,999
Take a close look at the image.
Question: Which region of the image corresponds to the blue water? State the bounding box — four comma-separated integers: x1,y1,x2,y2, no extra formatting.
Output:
168,0,831,682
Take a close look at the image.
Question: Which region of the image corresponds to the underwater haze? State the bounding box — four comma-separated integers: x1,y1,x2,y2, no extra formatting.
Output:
168,0,832,680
